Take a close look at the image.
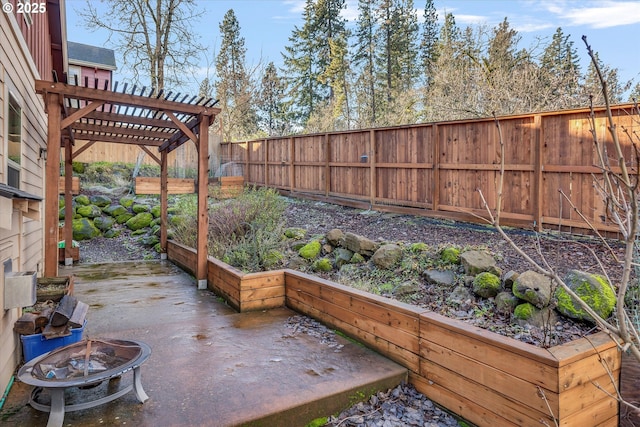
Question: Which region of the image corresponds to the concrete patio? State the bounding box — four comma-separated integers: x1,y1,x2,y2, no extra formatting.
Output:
0,260,406,427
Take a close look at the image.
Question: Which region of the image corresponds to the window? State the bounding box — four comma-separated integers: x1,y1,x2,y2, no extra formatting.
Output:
18,0,33,27
8,93,21,188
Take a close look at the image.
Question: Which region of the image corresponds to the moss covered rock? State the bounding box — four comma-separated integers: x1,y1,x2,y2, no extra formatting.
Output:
103,204,128,217
151,205,161,218
126,212,153,231
93,216,115,231
440,247,460,264
472,272,501,298
104,229,121,238
514,302,537,320
72,161,85,174
555,270,616,322
116,213,135,224
89,195,112,207
138,235,160,246
72,218,101,240
410,242,428,253
312,258,333,272
76,204,102,218
263,250,284,269
132,204,150,213
513,270,552,308
119,195,135,208
372,244,403,269
74,194,90,206
59,206,75,220
299,240,322,260
284,227,307,239
350,252,365,264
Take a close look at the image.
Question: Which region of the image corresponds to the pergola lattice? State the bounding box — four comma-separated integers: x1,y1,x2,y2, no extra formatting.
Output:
36,79,220,286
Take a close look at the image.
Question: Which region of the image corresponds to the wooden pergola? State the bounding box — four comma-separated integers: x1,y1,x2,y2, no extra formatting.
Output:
36,80,220,287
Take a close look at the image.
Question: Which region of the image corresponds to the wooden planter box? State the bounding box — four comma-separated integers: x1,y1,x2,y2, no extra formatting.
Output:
58,246,79,263
166,241,621,426
36,276,73,302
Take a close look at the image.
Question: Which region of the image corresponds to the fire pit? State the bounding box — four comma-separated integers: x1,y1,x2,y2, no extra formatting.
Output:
17,338,151,427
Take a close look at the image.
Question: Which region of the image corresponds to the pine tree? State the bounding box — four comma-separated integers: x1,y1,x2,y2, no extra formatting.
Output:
215,9,258,141
540,27,582,109
419,0,439,86
352,0,381,127
583,53,625,105
258,62,287,136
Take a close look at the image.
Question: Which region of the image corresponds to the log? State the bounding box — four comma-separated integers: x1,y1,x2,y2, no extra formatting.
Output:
35,308,54,331
42,323,71,339
13,313,39,335
50,295,78,327
68,301,89,328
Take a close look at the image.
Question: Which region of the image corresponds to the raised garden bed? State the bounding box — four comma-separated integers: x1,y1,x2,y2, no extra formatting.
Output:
36,276,73,302
166,240,621,427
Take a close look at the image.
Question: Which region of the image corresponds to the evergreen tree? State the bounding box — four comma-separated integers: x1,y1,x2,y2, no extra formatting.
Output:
540,27,581,109
215,9,258,141
257,62,288,136
419,0,439,86
352,0,381,127
583,53,625,105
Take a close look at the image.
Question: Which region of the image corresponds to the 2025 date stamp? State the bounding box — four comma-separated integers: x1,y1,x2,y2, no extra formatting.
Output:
2,1,47,14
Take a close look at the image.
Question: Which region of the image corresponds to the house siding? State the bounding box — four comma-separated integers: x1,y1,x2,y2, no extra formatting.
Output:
0,4,48,396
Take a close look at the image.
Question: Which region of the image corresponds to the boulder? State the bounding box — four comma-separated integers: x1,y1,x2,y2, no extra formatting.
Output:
312,258,333,272
422,269,455,286
76,204,102,218
344,232,378,256
104,229,121,238
138,235,160,246
93,216,115,231
126,212,154,231
394,280,421,298
151,205,161,218
74,194,90,206
334,248,354,268
472,272,501,298
555,270,616,322
460,250,501,276
503,270,519,289
326,229,344,247
495,291,520,315
284,227,307,239
372,244,402,269
299,240,322,260
514,302,558,329
132,204,150,213
513,270,552,308
103,204,128,217
446,285,474,308
89,194,112,207
116,213,135,224
350,253,365,264
119,195,135,208
72,218,101,240
440,247,460,264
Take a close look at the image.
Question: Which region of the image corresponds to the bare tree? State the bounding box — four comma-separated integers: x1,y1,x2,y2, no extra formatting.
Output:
79,0,203,92
477,37,640,417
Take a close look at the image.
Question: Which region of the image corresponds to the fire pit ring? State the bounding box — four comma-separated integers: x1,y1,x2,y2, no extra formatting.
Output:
17,338,151,427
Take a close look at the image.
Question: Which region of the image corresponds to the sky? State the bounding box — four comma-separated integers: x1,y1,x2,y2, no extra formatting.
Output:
64,0,640,97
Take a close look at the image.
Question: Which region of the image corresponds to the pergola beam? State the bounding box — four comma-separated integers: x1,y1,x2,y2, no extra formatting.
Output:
71,133,164,146
66,108,183,129
70,122,174,140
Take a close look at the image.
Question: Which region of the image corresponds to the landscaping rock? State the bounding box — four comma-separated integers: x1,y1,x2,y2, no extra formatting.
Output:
93,216,115,231
555,270,616,323
440,246,460,264
334,248,354,268
103,204,128,217
76,204,102,218
116,213,134,224
394,280,421,298
89,194,112,207
514,302,558,329
350,252,365,264
119,195,135,208
410,242,428,252
312,257,333,272
138,235,160,246
422,269,455,286
446,285,474,308
503,270,519,289
287,256,309,270
126,212,154,231
344,232,378,256
151,205,161,218
325,228,344,247
72,218,101,240
74,194,90,206
372,244,402,269
472,272,501,298
284,227,307,239
460,250,501,276
132,204,150,213
495,291,520,315
513,270,552,308
299,240,322,260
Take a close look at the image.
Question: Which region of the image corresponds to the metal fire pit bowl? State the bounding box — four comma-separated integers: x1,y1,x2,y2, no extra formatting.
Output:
18,338,151,427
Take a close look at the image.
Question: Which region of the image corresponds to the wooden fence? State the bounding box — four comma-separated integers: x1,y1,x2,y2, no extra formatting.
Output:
220,104,640,234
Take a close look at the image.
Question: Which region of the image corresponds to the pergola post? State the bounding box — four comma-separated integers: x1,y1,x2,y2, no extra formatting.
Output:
160,150,168,259
63,141,73,265
44,93,61,277
196,115,209,289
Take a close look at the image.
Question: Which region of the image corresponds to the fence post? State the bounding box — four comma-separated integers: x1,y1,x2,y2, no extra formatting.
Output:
534,114,542,232
245,141,250,183
325,133,330,197
264,138,269,187
432,124,440,212
369,129,376,207
289,137,295,192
